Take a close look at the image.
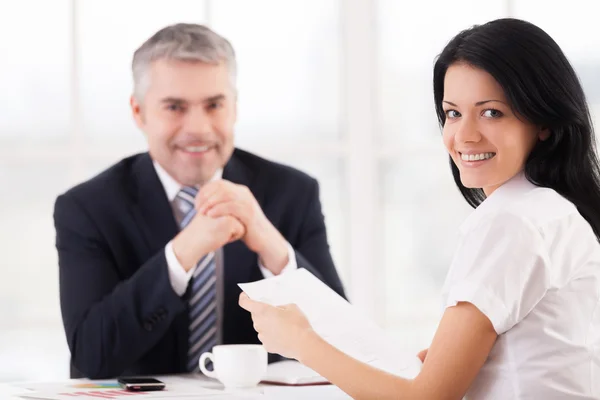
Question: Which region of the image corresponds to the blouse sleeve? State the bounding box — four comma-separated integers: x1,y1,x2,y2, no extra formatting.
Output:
443,212,551,335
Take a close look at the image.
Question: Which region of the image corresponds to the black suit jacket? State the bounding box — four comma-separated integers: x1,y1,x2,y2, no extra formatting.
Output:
53,149,345,379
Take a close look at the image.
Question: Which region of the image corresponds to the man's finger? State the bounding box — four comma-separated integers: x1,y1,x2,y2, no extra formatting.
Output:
206,201,243,219
198,180,237,202
196,180,225,205
227,217,246,242
197,191,232,214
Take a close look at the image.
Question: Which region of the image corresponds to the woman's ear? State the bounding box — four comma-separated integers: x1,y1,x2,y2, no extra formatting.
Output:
538,128,550,141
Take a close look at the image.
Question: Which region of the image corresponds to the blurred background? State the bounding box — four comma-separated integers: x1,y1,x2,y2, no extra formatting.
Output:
1,0,599,382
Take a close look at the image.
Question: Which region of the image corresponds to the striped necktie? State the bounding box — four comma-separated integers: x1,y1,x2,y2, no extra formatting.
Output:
175,186,218,372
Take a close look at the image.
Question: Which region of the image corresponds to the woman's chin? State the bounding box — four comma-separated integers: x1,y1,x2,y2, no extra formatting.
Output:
459,174,487,190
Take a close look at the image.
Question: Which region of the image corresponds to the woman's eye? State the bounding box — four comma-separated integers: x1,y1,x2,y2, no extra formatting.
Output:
483,109,503,118
445,110,461,118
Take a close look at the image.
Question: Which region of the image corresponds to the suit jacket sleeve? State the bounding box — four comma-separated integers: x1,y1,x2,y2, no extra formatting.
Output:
54,193,186,379
293,179,346,299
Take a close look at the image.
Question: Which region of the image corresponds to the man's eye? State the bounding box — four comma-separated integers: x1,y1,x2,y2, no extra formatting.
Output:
167,104,184,112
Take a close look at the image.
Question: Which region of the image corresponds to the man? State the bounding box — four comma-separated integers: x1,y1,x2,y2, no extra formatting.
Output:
53,23,345,379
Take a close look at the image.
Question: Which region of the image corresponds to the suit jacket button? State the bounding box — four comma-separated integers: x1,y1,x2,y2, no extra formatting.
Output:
144,322,153,331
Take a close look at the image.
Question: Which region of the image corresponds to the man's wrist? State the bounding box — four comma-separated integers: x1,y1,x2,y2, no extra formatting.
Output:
165,241,195,296
172,233,209,272
256,226,289,275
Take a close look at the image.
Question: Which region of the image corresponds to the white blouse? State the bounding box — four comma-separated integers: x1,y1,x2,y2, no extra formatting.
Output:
441,172,600,399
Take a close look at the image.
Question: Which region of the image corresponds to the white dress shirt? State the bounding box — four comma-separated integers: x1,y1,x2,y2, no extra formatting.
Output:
441,172,600,399
153,161,297,297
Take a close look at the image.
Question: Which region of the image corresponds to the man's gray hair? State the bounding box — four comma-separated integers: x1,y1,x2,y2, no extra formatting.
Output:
132,23,237,102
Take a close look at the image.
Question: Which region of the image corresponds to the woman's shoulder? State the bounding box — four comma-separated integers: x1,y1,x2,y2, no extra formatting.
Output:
461,181,578,236
505,185,577,226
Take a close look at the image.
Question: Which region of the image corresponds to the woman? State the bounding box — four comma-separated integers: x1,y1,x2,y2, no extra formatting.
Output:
239,18,600,399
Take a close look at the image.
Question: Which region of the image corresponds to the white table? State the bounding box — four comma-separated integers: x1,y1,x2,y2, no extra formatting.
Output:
4,373,352,399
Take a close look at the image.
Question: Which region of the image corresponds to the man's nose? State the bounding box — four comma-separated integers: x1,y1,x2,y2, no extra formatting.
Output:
184,106,212,135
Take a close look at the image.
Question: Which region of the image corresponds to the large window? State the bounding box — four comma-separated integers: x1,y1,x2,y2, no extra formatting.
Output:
377,0,506,351
377,0,600,352
512,0,600,140
2,0,599,382
0,0,345,382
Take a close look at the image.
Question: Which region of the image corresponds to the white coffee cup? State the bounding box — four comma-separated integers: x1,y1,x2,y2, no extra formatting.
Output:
199,344,268,388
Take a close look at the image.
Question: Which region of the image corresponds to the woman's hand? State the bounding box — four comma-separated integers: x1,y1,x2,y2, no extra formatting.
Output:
417,348,428,363
239,292,316,360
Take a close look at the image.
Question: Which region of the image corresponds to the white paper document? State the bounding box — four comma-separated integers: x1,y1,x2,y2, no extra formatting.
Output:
239,268,423,380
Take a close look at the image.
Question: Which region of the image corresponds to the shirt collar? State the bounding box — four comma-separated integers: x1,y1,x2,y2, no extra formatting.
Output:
459,170,538,233
153,160,223,202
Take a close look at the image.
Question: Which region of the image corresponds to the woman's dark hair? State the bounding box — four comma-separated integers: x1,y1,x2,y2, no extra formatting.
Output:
433,18,600,240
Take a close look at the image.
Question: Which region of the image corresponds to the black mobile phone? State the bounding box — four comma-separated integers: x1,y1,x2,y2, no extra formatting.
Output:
117,377,166,391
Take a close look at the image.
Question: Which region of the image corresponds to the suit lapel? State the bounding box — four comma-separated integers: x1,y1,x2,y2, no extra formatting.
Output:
223,149,255,189
129,153,189,370
129,153,179,255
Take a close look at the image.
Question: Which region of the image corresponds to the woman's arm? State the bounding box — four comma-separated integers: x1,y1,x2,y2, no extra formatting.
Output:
240,295,497,400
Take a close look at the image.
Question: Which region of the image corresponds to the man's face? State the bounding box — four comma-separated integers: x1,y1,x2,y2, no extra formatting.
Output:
131,59,237,186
